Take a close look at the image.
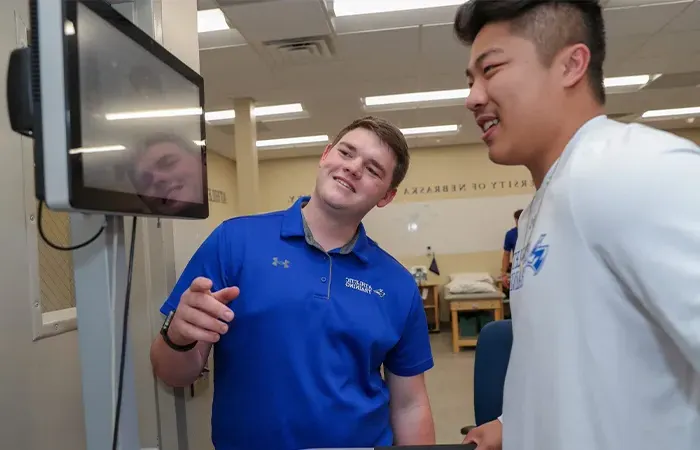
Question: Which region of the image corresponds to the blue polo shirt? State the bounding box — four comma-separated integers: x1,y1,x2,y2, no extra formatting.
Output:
160,197,434,450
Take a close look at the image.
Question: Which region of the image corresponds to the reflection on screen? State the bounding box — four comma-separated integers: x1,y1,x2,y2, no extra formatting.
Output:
74,2,204,213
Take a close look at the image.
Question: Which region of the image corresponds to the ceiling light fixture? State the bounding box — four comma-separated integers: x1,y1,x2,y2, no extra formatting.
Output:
363,74,656,109
257,134,329,149
401,125,460,136
205,103,305,123
105,107,203,121
641,106,700,119
334,0,465,17
365,89,470,107
197,9,230,33
604,75,651,88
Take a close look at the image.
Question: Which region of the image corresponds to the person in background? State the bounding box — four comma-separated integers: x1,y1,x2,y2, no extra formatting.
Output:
454,0,700,449
149,116,436,450
500,209,522,293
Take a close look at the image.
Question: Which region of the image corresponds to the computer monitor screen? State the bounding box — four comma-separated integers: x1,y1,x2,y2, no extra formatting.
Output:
32,0,208,218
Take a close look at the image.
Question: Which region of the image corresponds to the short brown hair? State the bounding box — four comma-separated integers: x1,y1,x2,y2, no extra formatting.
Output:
330,116,410,189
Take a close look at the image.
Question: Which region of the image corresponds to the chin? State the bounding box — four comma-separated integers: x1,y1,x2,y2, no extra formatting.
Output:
487,145,520,166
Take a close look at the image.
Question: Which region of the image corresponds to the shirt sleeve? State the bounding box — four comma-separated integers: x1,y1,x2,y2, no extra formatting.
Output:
159,221,238,317
503,229,515,252
384,285,435,377
572,144,700,372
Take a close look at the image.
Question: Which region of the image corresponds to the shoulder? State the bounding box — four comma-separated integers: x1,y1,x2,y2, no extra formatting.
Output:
218,209,287,235
506,227,517,238
570,120,698,182
568,120,700,238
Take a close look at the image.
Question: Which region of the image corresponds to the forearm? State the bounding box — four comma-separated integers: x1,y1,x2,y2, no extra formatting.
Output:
150,336,212,387
501,252,510,274
391,403,435,445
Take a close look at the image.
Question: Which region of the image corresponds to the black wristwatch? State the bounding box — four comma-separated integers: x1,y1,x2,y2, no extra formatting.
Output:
161,310,197,352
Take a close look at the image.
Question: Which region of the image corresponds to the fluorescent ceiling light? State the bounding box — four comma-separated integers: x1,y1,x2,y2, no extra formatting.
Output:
334,0,464,16
105,107,203,121
69,145,126,155
401,125,459,136
198,9,229,33
641,106,700,119
205,103,304,122
365,89,470,107
604,75,651,88
364,75,655,109
257,135,329,148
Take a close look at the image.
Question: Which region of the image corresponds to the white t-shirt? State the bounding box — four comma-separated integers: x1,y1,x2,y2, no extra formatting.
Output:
503,115,700,450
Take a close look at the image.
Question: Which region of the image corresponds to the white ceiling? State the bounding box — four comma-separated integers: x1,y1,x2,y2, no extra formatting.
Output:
195,0,700,160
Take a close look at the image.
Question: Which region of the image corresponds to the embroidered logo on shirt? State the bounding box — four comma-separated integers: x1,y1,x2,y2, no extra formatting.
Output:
345,277,385,297
272,257,290,269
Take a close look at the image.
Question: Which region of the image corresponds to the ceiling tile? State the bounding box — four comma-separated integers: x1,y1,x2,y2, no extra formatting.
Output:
335,27,422,61
664,0,700,31
636,30,700,59
603,2,691,37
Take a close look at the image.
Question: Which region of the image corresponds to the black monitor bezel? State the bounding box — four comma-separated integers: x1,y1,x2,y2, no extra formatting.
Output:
60,0,209,219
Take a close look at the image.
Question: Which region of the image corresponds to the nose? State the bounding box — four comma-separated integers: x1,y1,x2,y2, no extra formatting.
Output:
465,81,487,112
343,158,363,178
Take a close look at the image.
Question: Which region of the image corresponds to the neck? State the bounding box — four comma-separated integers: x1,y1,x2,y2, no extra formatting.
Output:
302,195,361,251
529,104,605,189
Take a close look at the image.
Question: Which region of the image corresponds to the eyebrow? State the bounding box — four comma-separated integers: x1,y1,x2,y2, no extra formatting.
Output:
339,141,358,152
465,48,505,79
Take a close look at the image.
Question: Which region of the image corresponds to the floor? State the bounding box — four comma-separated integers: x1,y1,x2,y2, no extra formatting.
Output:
424,331,475,444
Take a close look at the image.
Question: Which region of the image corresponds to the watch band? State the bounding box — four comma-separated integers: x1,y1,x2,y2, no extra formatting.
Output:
161,310,197,352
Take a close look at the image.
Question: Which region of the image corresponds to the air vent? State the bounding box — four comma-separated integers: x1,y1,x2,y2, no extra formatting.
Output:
262,35,335,65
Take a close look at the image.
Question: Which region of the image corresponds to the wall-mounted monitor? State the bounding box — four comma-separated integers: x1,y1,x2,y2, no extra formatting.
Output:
26,0,209,219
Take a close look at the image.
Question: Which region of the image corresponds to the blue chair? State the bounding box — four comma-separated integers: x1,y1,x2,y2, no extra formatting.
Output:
460,319,513,435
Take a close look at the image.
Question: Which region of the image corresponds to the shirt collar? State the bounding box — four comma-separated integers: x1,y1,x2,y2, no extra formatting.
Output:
280,196,371,263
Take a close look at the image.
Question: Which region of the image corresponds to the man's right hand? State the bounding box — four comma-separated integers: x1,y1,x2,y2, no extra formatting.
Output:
501,274,510,290
463,419,502,450
167,277,240,345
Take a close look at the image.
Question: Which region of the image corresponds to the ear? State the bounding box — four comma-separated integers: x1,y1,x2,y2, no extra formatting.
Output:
559,43,590,89
320,144,332,163
376,188,397,208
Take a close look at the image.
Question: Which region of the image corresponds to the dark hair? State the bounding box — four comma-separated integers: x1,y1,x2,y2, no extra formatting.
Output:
514,209,523,220
330,116,410,189
454,0,606,104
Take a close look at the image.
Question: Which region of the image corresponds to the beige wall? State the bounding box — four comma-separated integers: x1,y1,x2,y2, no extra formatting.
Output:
206,151,238,228
258,127,700,288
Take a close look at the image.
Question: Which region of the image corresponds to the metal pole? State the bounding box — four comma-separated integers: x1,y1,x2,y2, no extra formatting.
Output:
71,215,141,450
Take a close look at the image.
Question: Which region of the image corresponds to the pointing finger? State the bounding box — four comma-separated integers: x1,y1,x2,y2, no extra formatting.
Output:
212,286,240,305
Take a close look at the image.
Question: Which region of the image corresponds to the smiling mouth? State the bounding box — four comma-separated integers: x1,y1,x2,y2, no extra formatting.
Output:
482,118,500,132
334,177,355,193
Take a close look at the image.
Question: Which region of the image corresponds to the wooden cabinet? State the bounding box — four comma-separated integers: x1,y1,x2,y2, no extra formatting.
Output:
419,283,440,333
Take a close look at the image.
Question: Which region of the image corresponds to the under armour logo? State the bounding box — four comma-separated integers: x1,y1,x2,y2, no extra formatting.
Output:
272,257,290,268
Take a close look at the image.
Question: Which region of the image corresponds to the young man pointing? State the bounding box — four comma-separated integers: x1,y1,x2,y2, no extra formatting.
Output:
150,116,436,450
